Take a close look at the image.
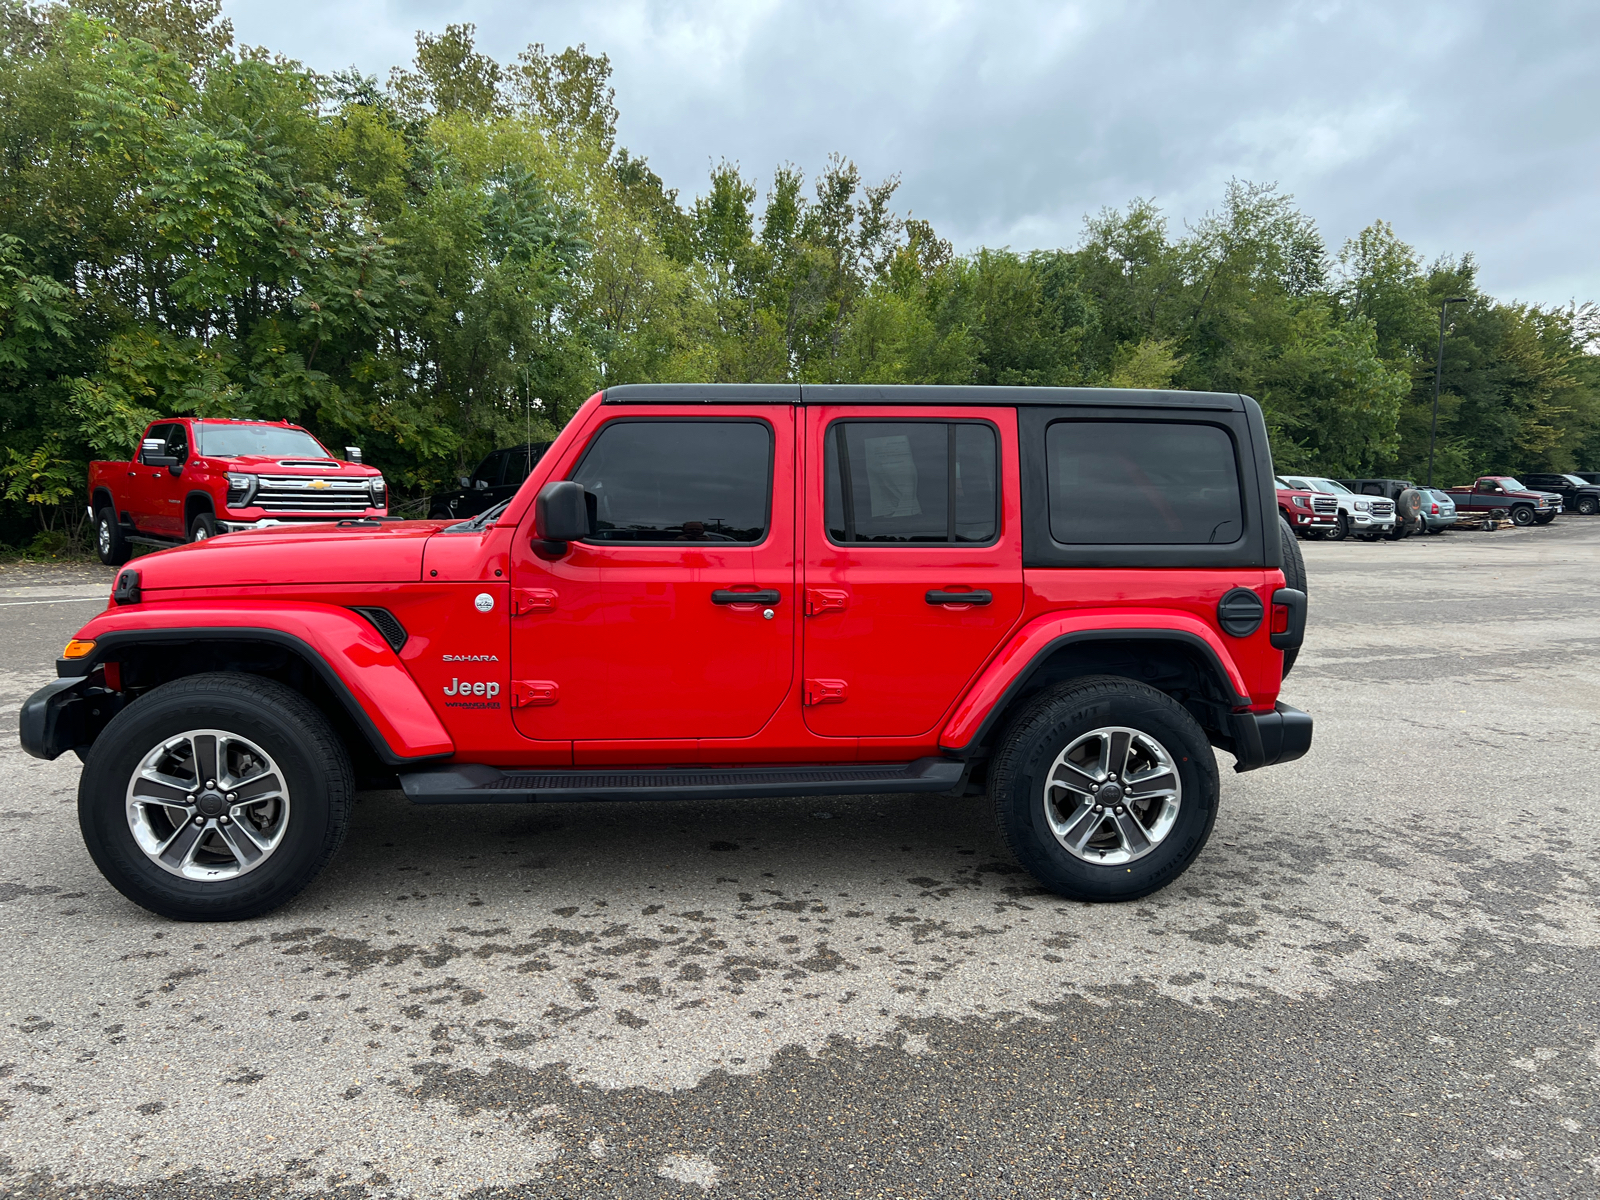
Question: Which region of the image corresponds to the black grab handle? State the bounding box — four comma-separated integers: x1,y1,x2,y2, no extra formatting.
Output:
712,589,781,605
926,589,992,606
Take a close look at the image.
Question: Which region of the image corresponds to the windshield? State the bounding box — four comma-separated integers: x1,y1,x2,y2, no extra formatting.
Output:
1563,475,1588,486
1498,478,1526,492
196,423,332,460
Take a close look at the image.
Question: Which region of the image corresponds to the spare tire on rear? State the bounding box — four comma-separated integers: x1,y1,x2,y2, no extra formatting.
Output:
1278,517,1306,678
1395,488,1424,531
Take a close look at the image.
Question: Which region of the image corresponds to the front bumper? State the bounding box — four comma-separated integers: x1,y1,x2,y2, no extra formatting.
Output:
20,675,123,761
1225,702,1313,774
1349,511,1395,529
1286,509,1336,529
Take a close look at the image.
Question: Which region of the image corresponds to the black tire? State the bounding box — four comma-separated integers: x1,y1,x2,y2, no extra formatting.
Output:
95,506,132,566
1577,496,1598,516
991,677,1219,903
1394,488,1424,533
1534,512,1557,525
1330,513,1350,541
429,507,452,520
1277,517,1306,678
1511,505,1536,527
188,511,217,542
78,673,353,921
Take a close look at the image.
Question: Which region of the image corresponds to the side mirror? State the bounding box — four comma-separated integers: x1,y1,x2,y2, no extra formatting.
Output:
459,476,472,489
475,479,489,492
533,481,594,553
345,446,362,464
140,438,177,468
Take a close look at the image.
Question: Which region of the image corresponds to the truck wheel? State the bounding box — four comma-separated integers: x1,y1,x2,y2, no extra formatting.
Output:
95,507,132,566
991,677,1219,903
78,673,353,922
1534,512,1557,525
188,512,217,542
1278,518,1306,678
1510,506,1536,527
1578,496,1598,516
1330,513,1350,541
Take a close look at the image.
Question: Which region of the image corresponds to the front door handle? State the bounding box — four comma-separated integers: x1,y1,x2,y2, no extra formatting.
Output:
712,589,780,605
926,589,992,606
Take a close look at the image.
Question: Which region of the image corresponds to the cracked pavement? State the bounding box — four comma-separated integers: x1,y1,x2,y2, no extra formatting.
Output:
0,524,1597,1197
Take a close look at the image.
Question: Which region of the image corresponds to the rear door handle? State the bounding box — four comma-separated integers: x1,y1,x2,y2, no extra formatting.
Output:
926,589,992,606
712,589,780,605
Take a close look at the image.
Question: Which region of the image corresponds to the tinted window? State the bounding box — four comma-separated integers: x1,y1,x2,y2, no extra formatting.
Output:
196,424,330,459
573,420,771,543
824,421,998,544
503,444,547,486
473,451,506,487
1045,421,1243,545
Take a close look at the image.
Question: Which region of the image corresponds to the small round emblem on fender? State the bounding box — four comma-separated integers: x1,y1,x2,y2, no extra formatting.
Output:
474,593,495,613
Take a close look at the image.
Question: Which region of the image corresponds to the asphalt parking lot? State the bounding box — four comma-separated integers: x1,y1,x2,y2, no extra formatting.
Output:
0,525,1597,1198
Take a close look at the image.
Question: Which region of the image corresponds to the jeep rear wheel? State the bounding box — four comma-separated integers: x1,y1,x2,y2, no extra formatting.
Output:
1278,517,1306,678
991,677,1219,903
78,673,352,921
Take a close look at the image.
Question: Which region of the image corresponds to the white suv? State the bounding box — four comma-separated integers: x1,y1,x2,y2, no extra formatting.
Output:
1280,475,1397,541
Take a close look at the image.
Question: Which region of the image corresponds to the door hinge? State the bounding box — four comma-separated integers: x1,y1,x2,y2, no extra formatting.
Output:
803,678,848,706
510,680,559,707
512,588,558,615
804,588,849,616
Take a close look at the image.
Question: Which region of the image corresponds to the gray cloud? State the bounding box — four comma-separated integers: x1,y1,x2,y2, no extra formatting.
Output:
225,0,1600,305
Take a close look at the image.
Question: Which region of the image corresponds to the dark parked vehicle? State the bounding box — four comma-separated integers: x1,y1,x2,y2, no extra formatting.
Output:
1337,478,1427,538
1571,472,1600,486
429,442,550,520
1443,477,1562,526
1516,473,1600,516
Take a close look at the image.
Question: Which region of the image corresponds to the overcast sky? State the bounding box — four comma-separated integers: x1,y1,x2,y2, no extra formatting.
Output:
225,0,1599,307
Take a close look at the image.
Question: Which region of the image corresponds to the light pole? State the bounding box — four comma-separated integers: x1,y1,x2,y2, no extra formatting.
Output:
1428,297,1469,486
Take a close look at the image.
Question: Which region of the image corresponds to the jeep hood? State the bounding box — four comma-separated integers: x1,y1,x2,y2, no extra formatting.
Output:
131,522,445,589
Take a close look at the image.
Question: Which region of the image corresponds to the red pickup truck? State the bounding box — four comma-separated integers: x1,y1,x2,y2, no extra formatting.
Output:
88,418,386,563
1442,477,1562,527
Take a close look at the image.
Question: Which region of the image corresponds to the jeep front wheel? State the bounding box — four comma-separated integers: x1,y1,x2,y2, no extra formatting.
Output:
78,673,352,921
991,677,1219,903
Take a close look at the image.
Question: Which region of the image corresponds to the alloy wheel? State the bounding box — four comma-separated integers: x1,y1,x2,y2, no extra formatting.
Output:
1041,726,1182,866
125,729,291,882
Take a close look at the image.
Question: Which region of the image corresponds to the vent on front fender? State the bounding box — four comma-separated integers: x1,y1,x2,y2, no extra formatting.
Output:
1217,588,1265,638
351,606,407,653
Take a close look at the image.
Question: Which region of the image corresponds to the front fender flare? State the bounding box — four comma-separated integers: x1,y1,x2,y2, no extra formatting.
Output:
52,601,454,764
939,610,1253,756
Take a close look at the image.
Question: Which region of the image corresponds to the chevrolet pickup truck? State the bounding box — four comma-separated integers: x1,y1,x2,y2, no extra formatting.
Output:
1442,477,1562,526
88,419,386,564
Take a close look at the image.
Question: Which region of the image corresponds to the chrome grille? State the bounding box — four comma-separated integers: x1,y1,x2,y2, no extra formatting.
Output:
251,475,373,514
1371,500,1395,516
1311,496,1337,515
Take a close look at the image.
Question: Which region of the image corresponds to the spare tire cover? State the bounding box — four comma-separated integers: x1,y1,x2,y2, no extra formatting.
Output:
1395,488,1424,525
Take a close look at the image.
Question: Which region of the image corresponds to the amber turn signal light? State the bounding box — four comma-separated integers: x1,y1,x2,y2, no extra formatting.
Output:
62,639,96,658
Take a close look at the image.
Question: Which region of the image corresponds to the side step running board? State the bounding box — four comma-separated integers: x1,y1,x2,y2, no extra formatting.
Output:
398,757,967,805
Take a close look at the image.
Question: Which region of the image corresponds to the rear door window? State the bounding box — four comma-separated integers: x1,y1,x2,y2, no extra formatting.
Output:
1045,421,1243,545
824,421,998,544
572,420,772,542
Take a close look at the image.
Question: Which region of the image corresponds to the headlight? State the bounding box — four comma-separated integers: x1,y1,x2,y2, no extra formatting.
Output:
1292,495,1308,508
1354,500,1371,512
225,473,257,508
369,476,386,508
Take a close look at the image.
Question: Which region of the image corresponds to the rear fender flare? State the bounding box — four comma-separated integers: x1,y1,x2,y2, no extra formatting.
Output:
57,602,453,765
940,611,1252,756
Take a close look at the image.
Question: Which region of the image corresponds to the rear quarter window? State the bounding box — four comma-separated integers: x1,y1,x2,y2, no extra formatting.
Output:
1045,421,1244,545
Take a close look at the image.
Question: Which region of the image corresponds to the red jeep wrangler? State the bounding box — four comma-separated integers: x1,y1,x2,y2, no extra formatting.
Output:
24,385,1311,921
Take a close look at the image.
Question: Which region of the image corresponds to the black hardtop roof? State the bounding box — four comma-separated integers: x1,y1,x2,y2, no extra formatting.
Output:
601,383,1246,411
